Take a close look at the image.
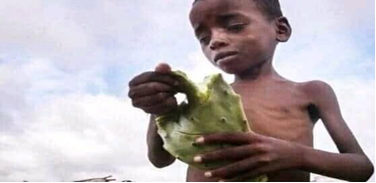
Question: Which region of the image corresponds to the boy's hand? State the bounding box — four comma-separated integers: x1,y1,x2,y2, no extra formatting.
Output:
193,132,305,181
128,63,179,115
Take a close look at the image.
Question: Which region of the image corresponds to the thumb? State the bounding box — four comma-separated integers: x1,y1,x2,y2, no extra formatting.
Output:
155,62,172,74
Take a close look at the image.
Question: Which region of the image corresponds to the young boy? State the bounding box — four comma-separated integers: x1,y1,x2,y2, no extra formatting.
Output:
128,0,374,181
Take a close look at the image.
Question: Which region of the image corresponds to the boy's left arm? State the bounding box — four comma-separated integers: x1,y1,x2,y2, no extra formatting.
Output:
297,81,374,181
193,81,374,181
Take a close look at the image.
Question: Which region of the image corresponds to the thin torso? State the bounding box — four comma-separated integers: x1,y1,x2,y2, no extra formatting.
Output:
186,76,318,182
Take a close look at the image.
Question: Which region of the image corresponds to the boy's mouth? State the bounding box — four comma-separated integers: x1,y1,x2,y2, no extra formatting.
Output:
214,51,238,63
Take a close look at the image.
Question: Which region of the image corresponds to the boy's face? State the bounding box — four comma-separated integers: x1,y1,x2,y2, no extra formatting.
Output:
189,0,278,74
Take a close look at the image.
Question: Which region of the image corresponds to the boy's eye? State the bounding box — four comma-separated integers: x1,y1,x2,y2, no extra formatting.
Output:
199,36,210,45
227,23,246,32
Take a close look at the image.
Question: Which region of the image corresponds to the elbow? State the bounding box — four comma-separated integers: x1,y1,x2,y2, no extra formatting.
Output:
354,157,374,182
151,159,175,168
150,158,176,168
148,152,176,168
362,159,374,181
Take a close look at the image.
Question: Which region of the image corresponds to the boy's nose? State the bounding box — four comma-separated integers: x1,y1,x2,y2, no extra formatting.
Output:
209,36,229,50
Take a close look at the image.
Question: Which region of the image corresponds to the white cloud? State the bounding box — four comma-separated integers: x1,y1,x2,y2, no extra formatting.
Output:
0,58,107,136
0,0,194,71
0,93,154,181
0,1,99,68
0,59,188,180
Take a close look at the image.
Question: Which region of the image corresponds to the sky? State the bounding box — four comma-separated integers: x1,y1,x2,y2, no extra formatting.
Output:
0,0,374,182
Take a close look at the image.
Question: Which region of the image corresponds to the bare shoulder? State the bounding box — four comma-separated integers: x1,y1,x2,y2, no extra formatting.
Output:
274,77,333,96
300,80,332,91
298,80,337,107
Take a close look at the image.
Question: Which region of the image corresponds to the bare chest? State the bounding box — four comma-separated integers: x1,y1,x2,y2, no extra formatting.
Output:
233,82,314,145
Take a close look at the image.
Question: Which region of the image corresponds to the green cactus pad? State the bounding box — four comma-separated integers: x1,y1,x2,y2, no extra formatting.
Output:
156,71,267,182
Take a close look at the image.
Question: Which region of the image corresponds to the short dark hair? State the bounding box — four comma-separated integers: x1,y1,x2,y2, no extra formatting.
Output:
253,0,283,20
193,0,283,20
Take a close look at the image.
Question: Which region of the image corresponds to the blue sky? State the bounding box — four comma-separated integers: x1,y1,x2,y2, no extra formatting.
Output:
0,0,374,181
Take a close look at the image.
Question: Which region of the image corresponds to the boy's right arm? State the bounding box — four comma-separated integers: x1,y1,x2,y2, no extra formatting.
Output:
128,63,178,168
147,114,176,168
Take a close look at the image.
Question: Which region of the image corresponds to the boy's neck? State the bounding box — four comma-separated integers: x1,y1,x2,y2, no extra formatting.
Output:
233,59,279,84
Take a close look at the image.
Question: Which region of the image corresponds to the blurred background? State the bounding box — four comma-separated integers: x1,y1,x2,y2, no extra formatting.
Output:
0,0,374,181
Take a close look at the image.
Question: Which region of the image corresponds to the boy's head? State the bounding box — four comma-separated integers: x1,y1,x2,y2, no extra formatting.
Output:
193,0,283,21
189,0,291,75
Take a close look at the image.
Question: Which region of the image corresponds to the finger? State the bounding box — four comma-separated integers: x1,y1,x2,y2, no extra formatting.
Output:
196,144,266,163
155,62,172,74
142,96,177,115
128,82,177,98
132,92,173,107
196,132,260,145
208,155,269,179
129,71,178,87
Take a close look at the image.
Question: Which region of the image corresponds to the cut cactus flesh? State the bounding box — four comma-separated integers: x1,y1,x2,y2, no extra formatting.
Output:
156,71,267,182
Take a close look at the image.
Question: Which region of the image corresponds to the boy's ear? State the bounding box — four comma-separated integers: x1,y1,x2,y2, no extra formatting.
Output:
275,16,292,42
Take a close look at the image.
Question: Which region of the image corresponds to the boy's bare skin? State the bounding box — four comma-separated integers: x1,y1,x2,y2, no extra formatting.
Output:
128,0,374,181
